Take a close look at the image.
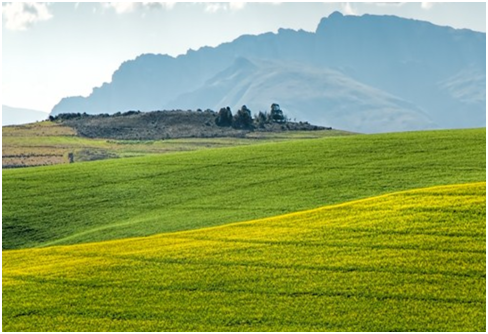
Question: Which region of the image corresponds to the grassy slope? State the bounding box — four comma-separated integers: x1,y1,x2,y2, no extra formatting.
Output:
3,121,350,167
3,128,485,250
3,182,485,331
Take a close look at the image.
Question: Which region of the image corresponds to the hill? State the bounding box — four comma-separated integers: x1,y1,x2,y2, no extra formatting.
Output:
51,12,486,133
2,117,348,169
2,128,485,250
50,108,330,140
3,182,485,331
2,105,48,126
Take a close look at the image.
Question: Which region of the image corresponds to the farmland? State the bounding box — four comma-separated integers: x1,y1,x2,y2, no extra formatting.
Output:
2,121,350,168
3,182,485,331
2,128,485,250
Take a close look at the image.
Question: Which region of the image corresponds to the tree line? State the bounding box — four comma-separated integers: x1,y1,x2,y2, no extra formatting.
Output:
216,103,286,129
48,103,288,131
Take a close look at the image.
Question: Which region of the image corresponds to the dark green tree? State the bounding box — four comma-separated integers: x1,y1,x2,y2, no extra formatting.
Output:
270,103,285,123
232,105,254,129
215,107,233,127
256,111,267,128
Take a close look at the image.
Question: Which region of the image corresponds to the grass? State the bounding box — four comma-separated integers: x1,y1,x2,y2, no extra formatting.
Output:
2,182,485,331
2,121,351,167
2,128,485,250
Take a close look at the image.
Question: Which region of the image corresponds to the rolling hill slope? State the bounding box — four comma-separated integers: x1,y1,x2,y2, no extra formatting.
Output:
3,182,485,331
2,128,485,250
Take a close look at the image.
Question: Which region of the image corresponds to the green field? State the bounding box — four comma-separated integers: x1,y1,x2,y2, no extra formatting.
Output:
3,128,485,250
3,182,485,331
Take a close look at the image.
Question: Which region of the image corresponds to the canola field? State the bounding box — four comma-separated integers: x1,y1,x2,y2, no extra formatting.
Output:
3,182,485,331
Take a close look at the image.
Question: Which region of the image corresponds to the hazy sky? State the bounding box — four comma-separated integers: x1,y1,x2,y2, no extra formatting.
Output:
2,1,486,112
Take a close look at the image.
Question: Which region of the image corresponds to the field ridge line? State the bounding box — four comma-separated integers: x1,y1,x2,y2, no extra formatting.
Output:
165,181,486,235
9,181,484,253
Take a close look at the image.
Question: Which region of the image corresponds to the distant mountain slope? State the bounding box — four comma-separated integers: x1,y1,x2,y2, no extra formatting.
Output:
312,13,486,130
3,105,48,126
51,12,485,133
169,58,436,133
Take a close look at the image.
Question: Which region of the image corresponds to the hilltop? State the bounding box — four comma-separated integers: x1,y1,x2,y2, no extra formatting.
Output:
50,107,329,141
52,12,486,133
3,107,347,169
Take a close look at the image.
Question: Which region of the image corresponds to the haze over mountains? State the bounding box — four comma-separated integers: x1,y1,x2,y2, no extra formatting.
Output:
2,105,48,126
52,12,486,133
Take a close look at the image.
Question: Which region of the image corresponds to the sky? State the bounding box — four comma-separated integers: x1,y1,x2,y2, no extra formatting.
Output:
2,1,486,112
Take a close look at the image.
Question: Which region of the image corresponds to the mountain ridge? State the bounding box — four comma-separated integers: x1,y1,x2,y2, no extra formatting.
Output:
51,12,485,133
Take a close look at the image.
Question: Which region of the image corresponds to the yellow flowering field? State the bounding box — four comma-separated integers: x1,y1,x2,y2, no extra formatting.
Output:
3,182,485,331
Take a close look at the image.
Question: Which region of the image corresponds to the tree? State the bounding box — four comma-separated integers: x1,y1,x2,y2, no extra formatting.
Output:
232,105,254,129
256,111,267,128
270,103,285,123
215,107,233,127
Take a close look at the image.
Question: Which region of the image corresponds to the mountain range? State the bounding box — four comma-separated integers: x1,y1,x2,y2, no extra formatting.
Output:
2,105,48,126
51,12,486,133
